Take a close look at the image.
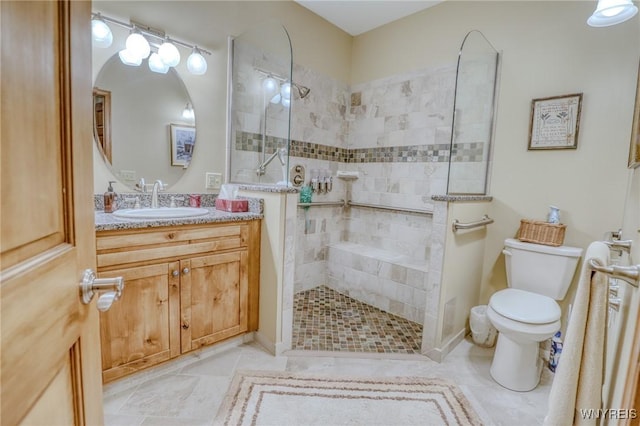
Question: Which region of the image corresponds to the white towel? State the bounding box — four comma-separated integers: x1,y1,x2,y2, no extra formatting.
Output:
544,241,610,426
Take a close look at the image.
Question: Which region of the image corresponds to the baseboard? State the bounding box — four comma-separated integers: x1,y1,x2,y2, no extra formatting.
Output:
423,327,467,363
254,330,277,355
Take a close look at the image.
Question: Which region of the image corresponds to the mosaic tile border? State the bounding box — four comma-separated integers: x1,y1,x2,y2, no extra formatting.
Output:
236,131,483,164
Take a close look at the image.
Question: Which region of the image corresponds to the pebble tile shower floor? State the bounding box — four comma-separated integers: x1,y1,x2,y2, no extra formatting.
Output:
292,286,423,354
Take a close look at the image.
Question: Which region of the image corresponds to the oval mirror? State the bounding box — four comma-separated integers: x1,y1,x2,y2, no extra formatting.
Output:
93,53,196,190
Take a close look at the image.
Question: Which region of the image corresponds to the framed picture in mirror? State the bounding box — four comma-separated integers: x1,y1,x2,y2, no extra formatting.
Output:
170,124,196,167
629,62,640,169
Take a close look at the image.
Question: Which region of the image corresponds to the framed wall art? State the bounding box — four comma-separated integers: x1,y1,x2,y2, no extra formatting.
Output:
528,93,582,150
629,62,640,169
170,124,196,167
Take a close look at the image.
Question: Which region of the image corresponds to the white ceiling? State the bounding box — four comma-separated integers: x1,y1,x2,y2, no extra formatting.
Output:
294,0,443,36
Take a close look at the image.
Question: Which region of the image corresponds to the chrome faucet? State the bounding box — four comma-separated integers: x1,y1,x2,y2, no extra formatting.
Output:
151,180,164,208
135,177,146,192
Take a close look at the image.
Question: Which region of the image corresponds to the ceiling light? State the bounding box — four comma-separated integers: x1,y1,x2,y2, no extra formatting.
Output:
159,39,180,67
125,28,150,59
587,0,638,26
118,49,142,66
148,52,169,74
187,47,208,75
91,14,113,48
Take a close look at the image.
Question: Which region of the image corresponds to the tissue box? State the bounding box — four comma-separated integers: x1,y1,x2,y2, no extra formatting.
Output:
215,198,248,212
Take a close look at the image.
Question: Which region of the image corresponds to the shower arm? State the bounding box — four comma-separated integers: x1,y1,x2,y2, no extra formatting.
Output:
256,149,285,176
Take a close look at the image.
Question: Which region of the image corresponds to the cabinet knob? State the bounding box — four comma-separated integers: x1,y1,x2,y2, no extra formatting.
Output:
182,267,190,275
172,270,179,277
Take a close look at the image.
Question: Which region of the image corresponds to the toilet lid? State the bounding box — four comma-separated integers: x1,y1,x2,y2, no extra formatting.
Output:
489,289,561,324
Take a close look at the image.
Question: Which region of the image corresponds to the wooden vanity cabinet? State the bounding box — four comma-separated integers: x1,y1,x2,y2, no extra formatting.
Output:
96,220,260,383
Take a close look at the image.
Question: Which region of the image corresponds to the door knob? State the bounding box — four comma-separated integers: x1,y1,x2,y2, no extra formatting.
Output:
80,269,124,311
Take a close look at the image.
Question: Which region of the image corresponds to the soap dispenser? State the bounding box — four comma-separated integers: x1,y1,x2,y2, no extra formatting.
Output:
104,181,117,213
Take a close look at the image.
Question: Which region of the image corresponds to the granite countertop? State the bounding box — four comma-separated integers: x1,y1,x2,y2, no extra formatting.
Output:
431,195,493,202
95,208,262,232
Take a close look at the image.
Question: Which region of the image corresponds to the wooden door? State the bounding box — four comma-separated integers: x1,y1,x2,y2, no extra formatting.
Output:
1,1,103,424
180,251,249,352
99,263,180,383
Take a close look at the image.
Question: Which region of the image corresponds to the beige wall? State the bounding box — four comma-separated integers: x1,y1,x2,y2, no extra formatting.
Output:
437,201,492,351
353,1,639,301
92,1,352,194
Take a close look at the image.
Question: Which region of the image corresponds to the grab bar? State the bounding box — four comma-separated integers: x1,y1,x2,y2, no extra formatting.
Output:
588,258,640,288
346,201,433,215
603,239,632,254
452,215,494,232
298,200,346,208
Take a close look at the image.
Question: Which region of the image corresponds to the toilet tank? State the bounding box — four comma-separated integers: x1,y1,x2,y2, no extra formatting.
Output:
504,238,583,300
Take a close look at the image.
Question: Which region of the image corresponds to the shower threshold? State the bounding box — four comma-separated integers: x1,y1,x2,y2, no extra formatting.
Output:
292,286,423,354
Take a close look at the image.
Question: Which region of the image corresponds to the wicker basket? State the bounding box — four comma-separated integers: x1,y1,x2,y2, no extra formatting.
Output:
517,219,566,247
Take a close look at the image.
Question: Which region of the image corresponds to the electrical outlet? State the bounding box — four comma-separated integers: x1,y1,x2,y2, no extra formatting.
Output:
119,170,136,181
205,172,222,189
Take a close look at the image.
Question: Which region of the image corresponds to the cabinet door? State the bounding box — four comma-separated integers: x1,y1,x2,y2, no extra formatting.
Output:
181,251,248,353
99,262,180,382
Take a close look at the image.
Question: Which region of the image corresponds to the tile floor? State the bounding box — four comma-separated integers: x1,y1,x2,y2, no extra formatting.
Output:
103,336,552,426
292,286,423,353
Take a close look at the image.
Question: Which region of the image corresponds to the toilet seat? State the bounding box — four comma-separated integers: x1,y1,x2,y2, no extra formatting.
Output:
489,288,560,324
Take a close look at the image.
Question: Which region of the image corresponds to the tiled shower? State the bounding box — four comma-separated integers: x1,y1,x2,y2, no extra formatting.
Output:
229,26,498,355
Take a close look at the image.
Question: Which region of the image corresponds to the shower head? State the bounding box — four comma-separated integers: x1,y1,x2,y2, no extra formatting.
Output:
277,147,287,166
292,83,311,99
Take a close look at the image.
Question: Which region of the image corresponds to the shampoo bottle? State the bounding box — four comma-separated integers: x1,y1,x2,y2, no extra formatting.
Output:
104,181,117,213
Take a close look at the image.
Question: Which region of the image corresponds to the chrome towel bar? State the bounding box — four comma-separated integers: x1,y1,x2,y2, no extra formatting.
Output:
452,215,494,232
347,201,433,215
297,200,346,208
588,258,639,288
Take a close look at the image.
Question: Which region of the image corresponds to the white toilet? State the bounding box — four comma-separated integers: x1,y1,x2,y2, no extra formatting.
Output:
486,238,582,391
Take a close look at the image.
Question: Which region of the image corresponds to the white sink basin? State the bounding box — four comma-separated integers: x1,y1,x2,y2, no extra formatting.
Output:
113,207,209,219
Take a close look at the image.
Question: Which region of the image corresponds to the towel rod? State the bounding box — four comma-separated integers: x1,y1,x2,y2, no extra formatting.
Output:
297,200,346,208
588,258,639,288
603,239,632,254
452,215,494,232
347,201,433,215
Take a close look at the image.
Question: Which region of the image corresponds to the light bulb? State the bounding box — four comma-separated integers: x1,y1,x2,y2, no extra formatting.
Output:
148,52,169,74
187,48,207,75
91,16,112,48
280,82,291,100
281,97,291,108
125,30,150,59
182,103,194,120
270,94,282,104
262,77,279,95
118,49,142,66
158,39,180,67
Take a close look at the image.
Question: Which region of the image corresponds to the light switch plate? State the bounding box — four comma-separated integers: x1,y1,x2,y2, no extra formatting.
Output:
205,172,222,189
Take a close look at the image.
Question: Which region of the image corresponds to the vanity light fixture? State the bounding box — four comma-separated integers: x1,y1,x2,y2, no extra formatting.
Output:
125,27,151,60
587,0,638,26
158,37,180,67
91,12,210,75
182,103,195,121
91,13,113,48
187,47,207,75
262,76,280,95
148,52,169,74
118,48,142,66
